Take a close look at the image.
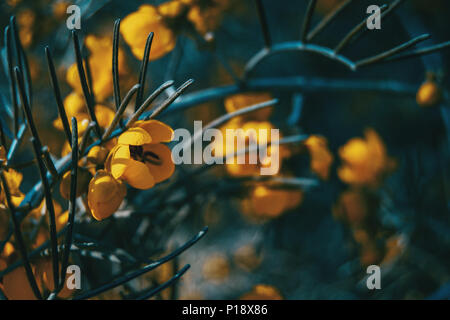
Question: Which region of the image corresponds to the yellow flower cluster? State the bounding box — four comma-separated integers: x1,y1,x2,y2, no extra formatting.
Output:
213,93,305,220
87,120,175,221
333,129,400,267
121,0,232,61
66,35,128,102
337,128,395,187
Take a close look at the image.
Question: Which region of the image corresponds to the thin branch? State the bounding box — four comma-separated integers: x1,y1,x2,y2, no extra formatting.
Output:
145,79,195,120
334,4,388,54
79,122,96,157
45,46,72,143
10,16,32,107
336,0,405,53
355,34,431,68
4,26,19,136
126,80,174,128
41,146,58,178
14,67,41,148
384,40,450,63
73,227,208,300
30,137,60,293
135,32,154,110
71,31,102,137
56,118,78,298
301,0,317,43
255,0,271,48
102,84,141,141
307,0,353,41
135,264,190,300
112,19,122,110
182,98,278,152
6,123,26,161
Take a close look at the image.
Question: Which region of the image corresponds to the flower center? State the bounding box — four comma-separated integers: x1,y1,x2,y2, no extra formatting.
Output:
129,145,162,166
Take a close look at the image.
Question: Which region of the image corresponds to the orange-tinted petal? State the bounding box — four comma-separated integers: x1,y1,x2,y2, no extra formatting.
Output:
143,144,175,183
110,145,131,179
135,120,174,143
118,127,152,146
123,159,155,189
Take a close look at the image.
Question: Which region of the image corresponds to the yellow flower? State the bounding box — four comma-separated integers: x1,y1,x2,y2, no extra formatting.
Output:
242,185,303,220
108,120,175,189
159,0,188,18
53,92,116,137
187,0,230,36
338,128,395,187
224,92,273,121
416,79,442,108
0,168,24,208
59,167,93,200
66,35,127,101
304,135,334,180
202,253,230,282
233,245,263,272
87,170,127,221
121,5,176,61
214,120,283,177
87,146,109,165
240,284,283,300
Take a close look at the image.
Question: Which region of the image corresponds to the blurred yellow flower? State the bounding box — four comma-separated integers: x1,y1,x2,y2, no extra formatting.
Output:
416,79,442,108
338,128,395,187
242,185,303,220
121,5,176,61
224,92,273,121
186,0,231,36
87,146,109,165
304,135,334,180
202,253,230,282
108,120,175,189
214,120,283,177
233,244,263,272
0,168,24,208
59,167,92,200
159,0,188,18
87,170,127,221
240,284,283,300
66,35,127,102
53,92,116,137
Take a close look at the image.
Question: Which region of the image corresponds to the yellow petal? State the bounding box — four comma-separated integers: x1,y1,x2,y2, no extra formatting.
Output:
120,4,176,60
110,145,131,179
123,159,155,190
118,127,152,146
135,120,174,143
87,170,126,221
95,105,115,129
143,144,175,184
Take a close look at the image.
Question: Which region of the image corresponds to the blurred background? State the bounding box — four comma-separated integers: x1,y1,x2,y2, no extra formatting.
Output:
0,0,449,300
